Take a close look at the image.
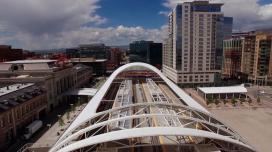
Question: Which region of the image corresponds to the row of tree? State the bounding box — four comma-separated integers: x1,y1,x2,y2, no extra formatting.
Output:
206,96,261,106
58,100,83,128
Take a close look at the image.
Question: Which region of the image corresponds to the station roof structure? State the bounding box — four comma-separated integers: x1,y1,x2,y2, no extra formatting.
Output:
0,83,34,97
65,88,97,96
50,63,255,152
5,59,57,64
198,85,247,94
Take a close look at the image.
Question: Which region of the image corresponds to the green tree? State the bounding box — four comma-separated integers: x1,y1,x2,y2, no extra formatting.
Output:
215,99,220,105
231,98,237,106
223,100,228,105
58,117,65,127
66,111,70,120
240,96,245,103
76,100,81,108
206,97,213,105
70,104,76,113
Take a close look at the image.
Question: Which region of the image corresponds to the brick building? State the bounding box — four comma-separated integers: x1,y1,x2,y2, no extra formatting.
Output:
0,45,23,62
222,30,272,85
0,83,47,150
0,60,92,111
106,48,122,72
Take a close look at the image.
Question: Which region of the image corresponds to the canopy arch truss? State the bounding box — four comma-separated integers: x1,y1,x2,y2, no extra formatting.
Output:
51,102,254,152
50,63,255,152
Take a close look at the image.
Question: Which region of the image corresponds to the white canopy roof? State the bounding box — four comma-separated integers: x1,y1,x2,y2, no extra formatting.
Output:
56,62,209,145
51,63,254,152
66,88,97,96
5,59,56,64
198,85,247,94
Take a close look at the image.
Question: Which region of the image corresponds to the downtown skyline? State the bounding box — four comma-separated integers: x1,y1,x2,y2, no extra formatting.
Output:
0,0,272,50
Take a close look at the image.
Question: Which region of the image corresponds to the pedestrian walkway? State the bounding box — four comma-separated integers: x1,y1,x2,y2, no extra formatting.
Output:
30,104,87,150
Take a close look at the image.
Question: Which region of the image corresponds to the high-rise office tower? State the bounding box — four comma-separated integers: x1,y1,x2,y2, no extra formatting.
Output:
222,30,272,85
253,34,272,83
129,41,163,69
222,36,244,78
163,1,229,85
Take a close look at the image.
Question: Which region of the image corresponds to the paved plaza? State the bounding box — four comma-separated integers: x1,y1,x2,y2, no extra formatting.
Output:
211,108,272,152
185,85,272,152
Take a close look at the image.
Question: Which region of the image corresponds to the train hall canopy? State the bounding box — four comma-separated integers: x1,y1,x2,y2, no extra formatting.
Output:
50,63,255,152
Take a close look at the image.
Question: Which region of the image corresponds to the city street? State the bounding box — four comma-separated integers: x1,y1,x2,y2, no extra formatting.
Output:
8,104,70,152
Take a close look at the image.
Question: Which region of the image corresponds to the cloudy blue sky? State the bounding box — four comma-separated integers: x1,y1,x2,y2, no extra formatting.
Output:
0,0,272,50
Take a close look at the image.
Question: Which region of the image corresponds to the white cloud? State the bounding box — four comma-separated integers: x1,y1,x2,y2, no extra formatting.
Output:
162,0,272,31
258,4,272,20
0,0,106,35
0,0,168,50
5,0,271,49
159,11,170,17
9,25,167,50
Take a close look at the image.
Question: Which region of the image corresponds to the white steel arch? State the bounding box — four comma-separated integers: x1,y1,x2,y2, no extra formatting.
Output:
51,63,255,152
55,128,253,152
57,63,208,143
50,103,253,152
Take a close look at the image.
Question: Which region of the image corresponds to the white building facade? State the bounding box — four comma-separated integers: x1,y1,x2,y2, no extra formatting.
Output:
163,1,226,85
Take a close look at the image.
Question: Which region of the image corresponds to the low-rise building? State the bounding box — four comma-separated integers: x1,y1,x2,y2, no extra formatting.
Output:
71,58,106,76
0,45,23,62
106,48,122,73
0,60,92,111
66,43,110,59
0,83,46,151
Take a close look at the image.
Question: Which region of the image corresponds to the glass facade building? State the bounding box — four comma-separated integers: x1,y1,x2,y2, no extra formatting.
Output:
129,41,162,69
163,1,230,85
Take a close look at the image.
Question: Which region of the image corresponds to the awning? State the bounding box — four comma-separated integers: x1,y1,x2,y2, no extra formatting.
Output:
198,85,247,94
66,88,98,96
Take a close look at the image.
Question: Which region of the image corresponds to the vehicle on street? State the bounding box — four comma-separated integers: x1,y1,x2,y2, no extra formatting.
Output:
23,120,43,140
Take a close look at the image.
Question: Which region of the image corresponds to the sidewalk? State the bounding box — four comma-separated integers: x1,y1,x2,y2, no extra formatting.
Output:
32,103,86,149
7,105,70,152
